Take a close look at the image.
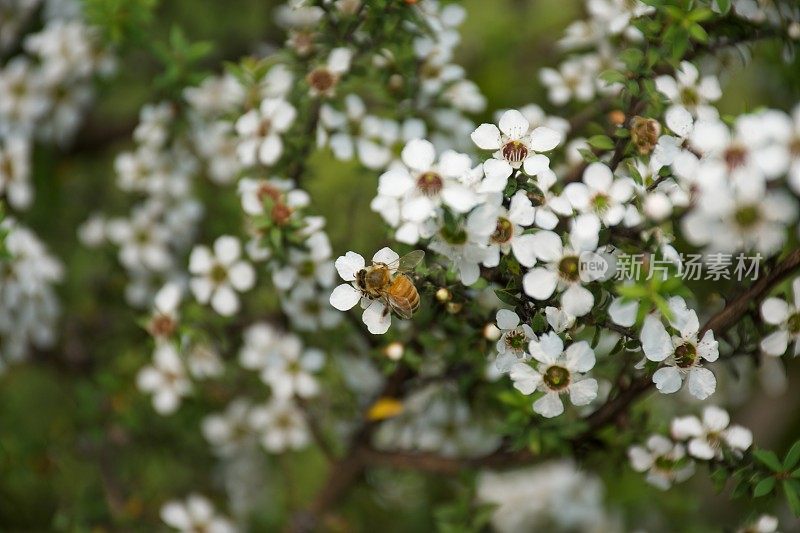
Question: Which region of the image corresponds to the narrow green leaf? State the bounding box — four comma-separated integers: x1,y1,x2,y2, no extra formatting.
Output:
784,480,800,517
754,449,784,472
753,476,776,497
587,135,615,150
784,440,800,470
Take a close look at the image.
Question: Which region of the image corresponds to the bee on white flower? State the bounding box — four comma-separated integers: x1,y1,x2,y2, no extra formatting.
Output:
760,277,800,357
671,406,753,460
249,398,310,453
640,296,719,400
494,309,536,372
471,109,562,192
136,343,191,415
189,236,256,317
160,494,237,533
235,97,297,167
330,247,424,334
509,332,598,418
563,162,635,227
628,434,695,490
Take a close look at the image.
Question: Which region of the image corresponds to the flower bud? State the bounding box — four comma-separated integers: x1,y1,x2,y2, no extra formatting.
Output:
630,116,661,155
608,110,626,126
384,341,404,361
435,287,451,302
483,323,501,341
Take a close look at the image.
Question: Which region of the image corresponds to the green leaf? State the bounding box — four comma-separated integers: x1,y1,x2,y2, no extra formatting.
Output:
784,440,800,470
587,135,615,150
784,480,800,517
753,476,776,497
599,70,627,85
713,0,731,14
688,23,709,43
754,449,784,472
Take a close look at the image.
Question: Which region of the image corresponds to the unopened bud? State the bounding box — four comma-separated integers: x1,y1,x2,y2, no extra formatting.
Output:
385,341,404,361
446,302,463,314
388,74,404,91
630,116,661,155
608,110,626,126
435,287,451,302
789,22,800,41
483,323,501,341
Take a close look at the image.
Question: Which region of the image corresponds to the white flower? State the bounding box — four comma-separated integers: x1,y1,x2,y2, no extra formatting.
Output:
494,309,536,372
760,277,800,357
306,46,352,97
655,61,721,115
737,515,779,533
160,494,236,533
262,346,325,399
0,136,32,210
186,343,224,379
539,57,597,106
235,98,297,166
136,344,191,415
428,223,491,286
189,236,256,316
329,247,408,334
147,282,182,340
521,220,600,317
509,332,598,418
281,283,342,331
249,398,310,453
467,191,538,268
376,139,480,225
202,399,256,457
640,296,719,400
471,109,561,192
563,162,634,226
628,434,694,490
671,406,753,460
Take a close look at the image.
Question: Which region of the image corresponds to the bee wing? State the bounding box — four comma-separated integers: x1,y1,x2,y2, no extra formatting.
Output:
391,250,425,272
387,294,415,320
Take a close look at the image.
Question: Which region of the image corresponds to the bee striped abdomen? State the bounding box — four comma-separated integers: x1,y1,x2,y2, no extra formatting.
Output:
386,274,420,319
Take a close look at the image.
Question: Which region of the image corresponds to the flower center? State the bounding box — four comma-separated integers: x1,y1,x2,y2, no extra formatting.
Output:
543,365,571,391
148,314,176,337
501,140,528,165
734,204,760,228
416,171,443,196
298,260,316,277
211,263,228,284
440,226,467,245
654,455,676,471
504,330,526,351
271,203,293,225
256,118,272,138
257,183,282,203
788,313,800,334
591,192,610,213
307,67,336,93
491,217,514,244
558,255,580,282
680,87,699,107
674,342,697,368
724,145,747,170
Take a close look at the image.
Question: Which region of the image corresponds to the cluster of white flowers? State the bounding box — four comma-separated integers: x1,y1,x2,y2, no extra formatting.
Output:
161,493,236,533
80,102,204,308
373,383,500,458
476,461,620,533
0,218,63,371
629,405,752,490
0,0,114,210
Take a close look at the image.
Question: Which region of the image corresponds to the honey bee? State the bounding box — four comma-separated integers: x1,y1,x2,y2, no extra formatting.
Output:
355,250,425,319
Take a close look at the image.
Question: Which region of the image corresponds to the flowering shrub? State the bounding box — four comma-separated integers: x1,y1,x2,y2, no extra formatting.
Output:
3,0,800,531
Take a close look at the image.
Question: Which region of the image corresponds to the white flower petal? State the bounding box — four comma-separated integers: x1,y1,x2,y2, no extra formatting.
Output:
496,309,520,330
522,268,558,300
652,366,682,394
533,392,564,418
568,378,598,406
329,284,361,311
687,367,716,400
528,126,561,151
471,123,502,150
